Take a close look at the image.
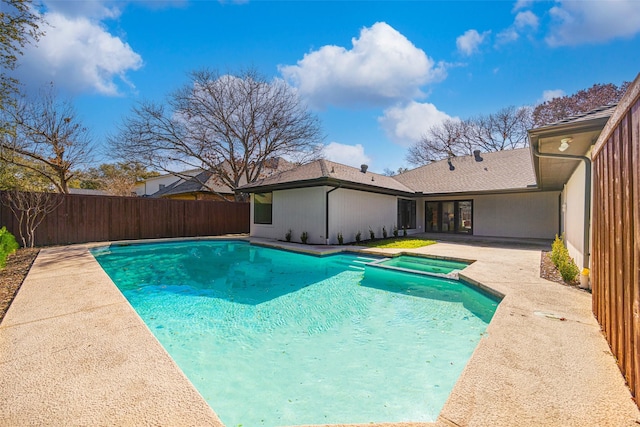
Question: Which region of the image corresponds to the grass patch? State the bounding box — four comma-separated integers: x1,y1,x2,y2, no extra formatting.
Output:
362,237,436,249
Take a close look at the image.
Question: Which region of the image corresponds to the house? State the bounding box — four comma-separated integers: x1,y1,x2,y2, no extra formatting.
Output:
239,104,616,271
134,169,201,197
136,158,294,201
528,103,616,269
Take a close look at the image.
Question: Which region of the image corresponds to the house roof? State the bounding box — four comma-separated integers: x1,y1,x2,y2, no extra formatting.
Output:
239,149,537,197
528,104,616,191
238,159,416,196
394,148,537,195
152,158,295,198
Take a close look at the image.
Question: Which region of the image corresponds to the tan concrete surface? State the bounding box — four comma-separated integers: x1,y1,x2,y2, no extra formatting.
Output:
1,236,638,426
0,243,223,426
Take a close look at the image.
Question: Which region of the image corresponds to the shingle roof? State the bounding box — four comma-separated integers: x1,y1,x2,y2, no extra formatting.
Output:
535,104,617,130
394,148,536,194
239,159,415,194
152,158,295,198
240,149,537,196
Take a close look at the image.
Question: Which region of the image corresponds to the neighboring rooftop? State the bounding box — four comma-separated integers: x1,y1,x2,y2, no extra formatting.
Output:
152,158,295,198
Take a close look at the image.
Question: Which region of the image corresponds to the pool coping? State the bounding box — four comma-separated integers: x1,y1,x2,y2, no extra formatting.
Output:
1,235,639,426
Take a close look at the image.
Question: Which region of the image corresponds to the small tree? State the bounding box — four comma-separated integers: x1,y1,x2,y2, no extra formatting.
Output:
1,84,94,193
0,0,45,114
1,190,62,247
77,162,158,196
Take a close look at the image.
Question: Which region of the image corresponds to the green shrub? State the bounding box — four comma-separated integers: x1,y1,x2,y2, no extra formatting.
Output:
337,232,343,245
0,227,19,269
300,231,308,244
369,227,375,240
382,226,388,239
558,258,580,283
355,231,361,243
551,234,565,266
285,229,292,242
550,233,579,283
402,226,407,237
393,226,398,237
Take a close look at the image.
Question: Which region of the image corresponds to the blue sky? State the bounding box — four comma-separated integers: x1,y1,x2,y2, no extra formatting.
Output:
15,0,640,173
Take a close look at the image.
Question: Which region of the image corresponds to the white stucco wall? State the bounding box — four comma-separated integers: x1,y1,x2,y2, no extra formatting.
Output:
250,187,327,244
327,188,398,244
563,160,588,268
420,191,560,239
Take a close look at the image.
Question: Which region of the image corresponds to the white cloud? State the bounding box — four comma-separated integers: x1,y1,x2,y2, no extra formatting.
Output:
456,29,490,56
515,10,539,30
546,1,640,46
19,11,143,95
497,10,539,45
513,0,536,11
541,89,565,102
378,101,453,147
496,28,519,45
322,142,371,168
43,0,122,19
279,22,446,109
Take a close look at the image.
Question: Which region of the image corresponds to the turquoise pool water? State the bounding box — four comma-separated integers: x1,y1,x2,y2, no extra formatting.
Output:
376,255,470,276
92,240,499,426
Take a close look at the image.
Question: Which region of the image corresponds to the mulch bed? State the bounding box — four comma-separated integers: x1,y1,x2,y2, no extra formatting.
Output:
540,250,583,290
0,248,40,324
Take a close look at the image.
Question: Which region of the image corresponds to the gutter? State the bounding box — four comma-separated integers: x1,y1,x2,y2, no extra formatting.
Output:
531,144,591,269
325,185,341,244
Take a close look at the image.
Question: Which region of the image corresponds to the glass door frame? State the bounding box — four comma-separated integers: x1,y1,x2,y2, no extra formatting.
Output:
424,200,473,234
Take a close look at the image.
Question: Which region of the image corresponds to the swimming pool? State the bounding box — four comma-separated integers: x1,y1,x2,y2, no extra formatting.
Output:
92,240,499,426
372,255,470,277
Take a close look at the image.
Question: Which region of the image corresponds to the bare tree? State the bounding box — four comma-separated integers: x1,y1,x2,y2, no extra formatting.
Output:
533,82,630,127
469,106,532,152
0,84,94,193
1,190,62,247
110,68,324,201
406,118,474,166
406,106,532,167
1,0,45,113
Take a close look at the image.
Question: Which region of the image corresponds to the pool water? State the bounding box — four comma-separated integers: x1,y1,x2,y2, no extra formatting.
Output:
375,255,470,276
92,240,499,426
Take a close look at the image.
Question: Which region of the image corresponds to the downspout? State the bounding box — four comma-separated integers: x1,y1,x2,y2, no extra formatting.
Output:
325,185,340,244
532,145,591,269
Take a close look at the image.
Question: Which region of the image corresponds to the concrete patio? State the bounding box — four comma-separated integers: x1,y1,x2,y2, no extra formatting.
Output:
0,236,638,426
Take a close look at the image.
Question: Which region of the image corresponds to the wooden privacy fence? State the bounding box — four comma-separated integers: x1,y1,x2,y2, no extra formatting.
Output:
591,73,640,405
0,192,249,247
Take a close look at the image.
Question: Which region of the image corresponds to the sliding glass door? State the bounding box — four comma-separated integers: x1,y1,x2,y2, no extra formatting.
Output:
424,200,473,234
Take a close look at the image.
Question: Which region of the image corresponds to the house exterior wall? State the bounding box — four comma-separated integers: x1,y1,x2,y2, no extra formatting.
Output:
134,175,181,196
250,187,326,244
420,191,560,239
327,188,397,244
563,160,588,268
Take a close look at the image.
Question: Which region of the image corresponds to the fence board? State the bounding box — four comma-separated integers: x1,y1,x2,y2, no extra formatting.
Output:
0,192,249,247
592,86,640,405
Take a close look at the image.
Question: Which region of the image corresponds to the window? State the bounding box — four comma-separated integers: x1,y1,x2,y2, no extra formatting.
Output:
424,200,472,234
397,199,416,229
254,192,273,224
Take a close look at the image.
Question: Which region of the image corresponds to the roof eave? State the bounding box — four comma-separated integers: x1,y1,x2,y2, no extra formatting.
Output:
237,177,416,197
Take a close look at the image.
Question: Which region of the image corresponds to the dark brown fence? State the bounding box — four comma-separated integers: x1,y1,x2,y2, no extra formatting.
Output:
0,192,249,247
591,73,640,404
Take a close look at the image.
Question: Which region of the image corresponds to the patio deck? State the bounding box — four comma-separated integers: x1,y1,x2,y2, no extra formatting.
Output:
0,236,638,426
